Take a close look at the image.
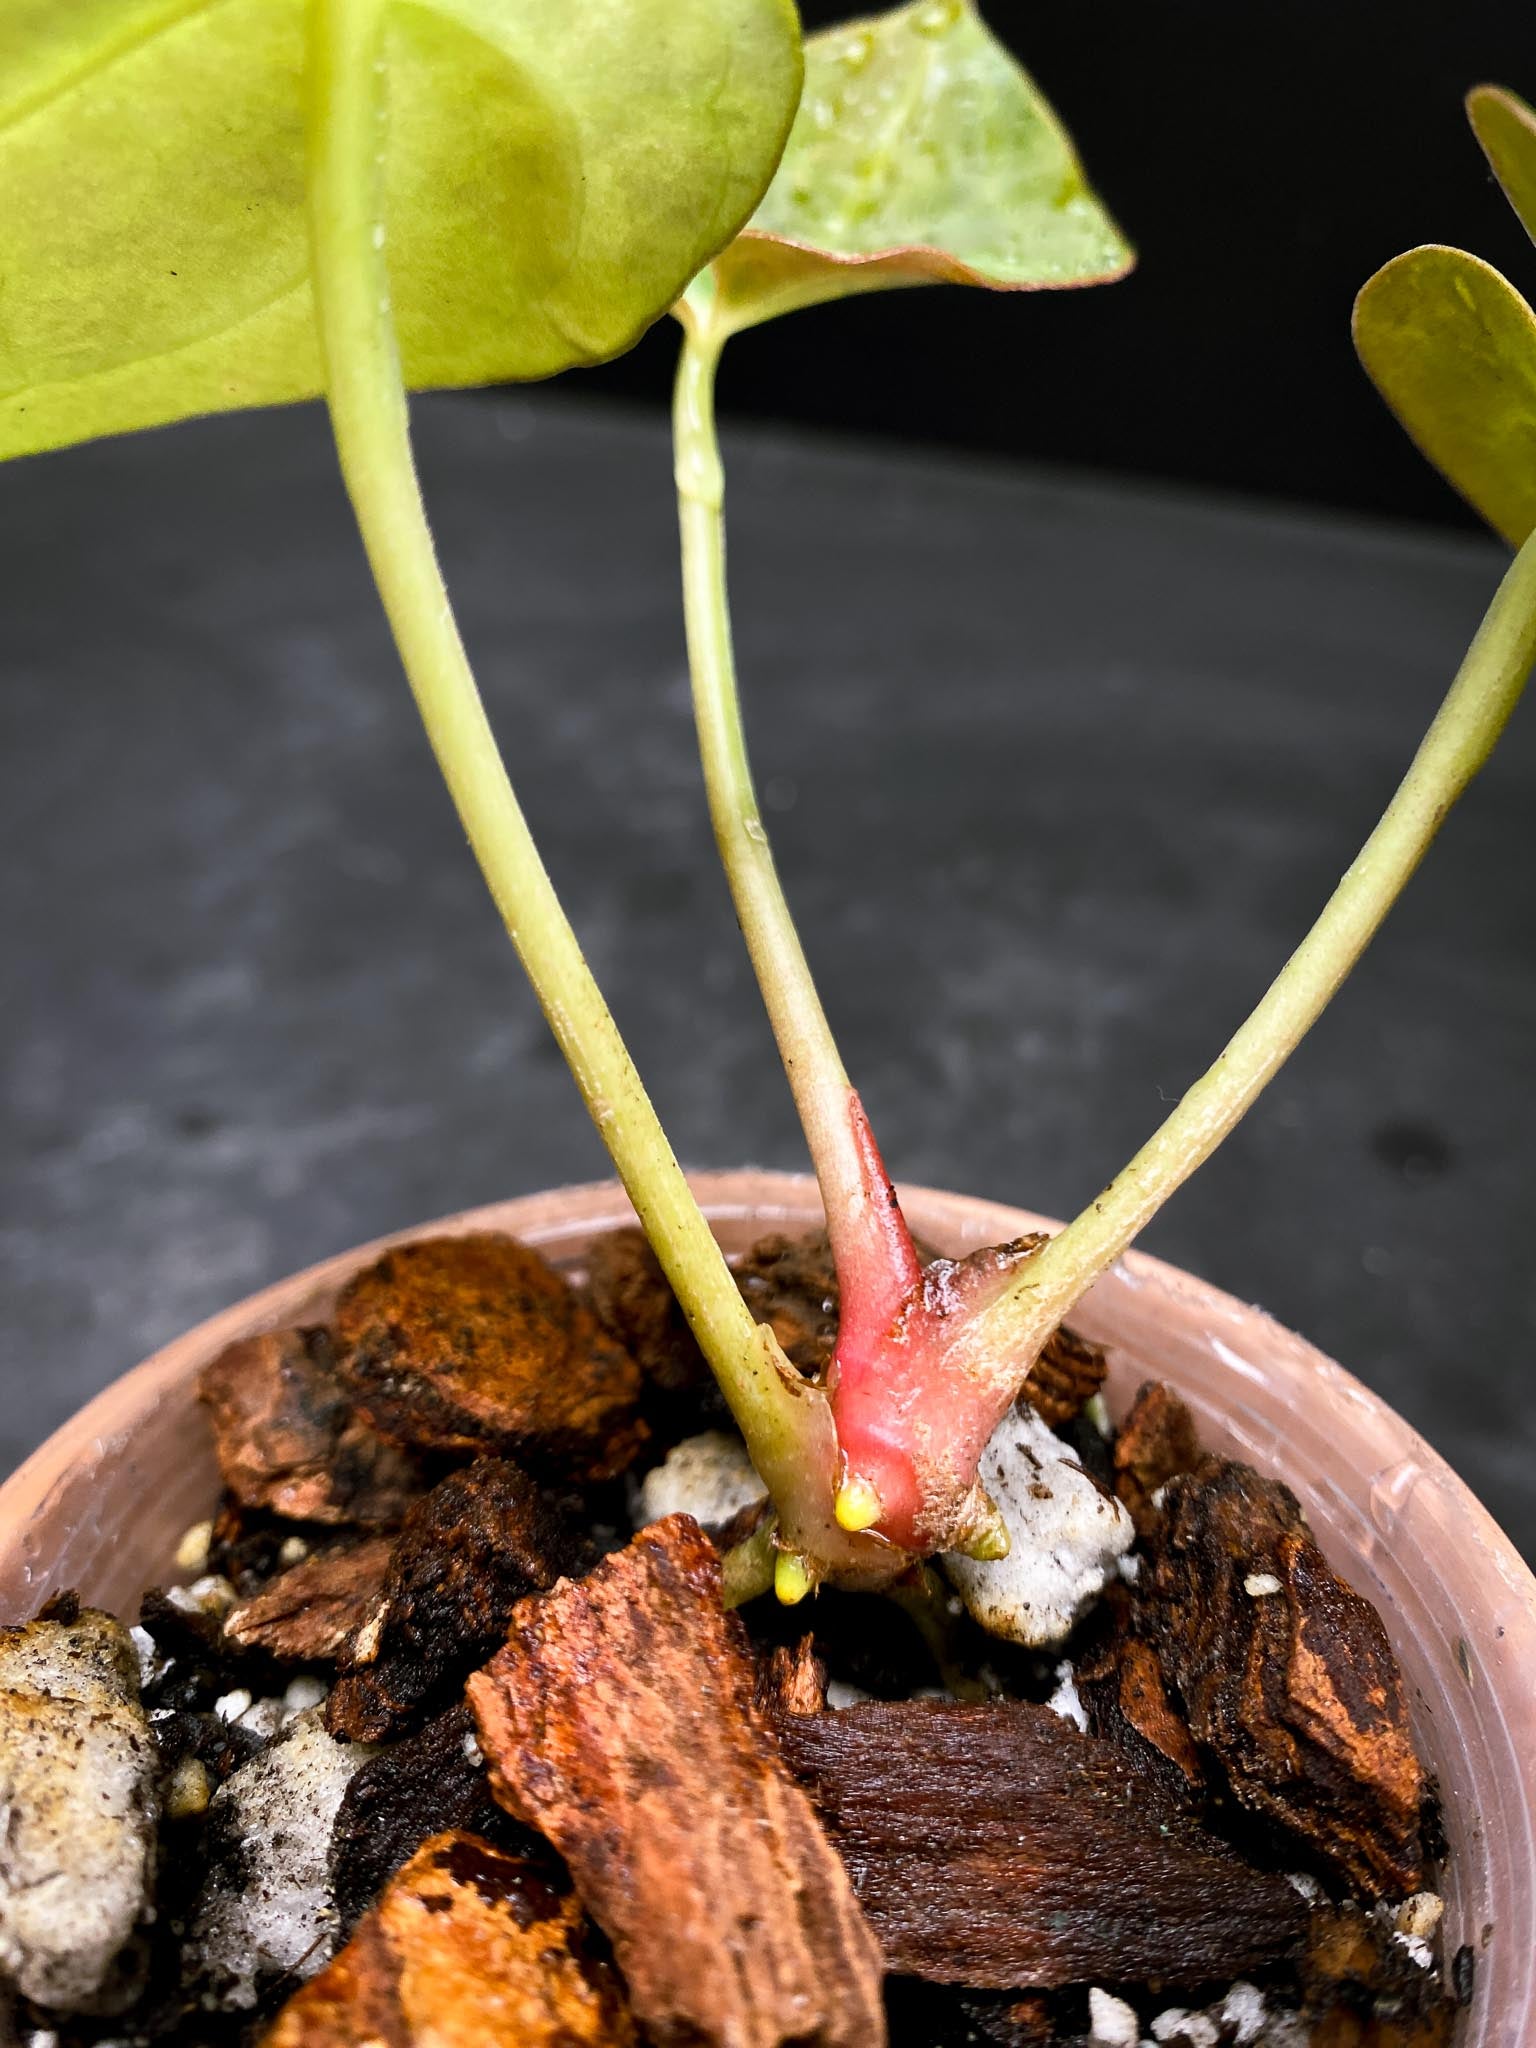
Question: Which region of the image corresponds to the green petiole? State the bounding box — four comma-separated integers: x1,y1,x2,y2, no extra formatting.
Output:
304,0,816,1524
957,524,1536,1381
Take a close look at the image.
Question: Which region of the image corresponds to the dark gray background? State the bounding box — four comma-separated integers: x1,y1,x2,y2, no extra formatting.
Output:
1,393,1531,1559
594,0,1536,527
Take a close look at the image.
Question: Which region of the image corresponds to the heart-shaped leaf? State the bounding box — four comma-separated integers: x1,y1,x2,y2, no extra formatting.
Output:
701,0,1131,332
1353,245,1536,547
1468,83,1536,249
0,0,801,462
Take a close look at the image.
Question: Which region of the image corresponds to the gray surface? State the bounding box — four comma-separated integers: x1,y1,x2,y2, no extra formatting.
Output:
1,393,1532,1560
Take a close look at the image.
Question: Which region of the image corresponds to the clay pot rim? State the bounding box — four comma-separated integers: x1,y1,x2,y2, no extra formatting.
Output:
2,1167,1527,1603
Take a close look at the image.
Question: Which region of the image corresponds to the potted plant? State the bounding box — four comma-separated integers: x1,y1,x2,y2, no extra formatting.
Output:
0,4,1533,2044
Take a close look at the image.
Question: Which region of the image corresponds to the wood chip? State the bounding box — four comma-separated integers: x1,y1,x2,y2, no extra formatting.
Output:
326,1458,591,1744
1139,1456,1427,1898
224,1538,394,1663
1074,1595,1204,1799
329,1705,541,1936
584,1227,710,1394
334,1233,645,1476
1301,1903,1457,2048
757,1633,829,1718
467,1516,887,2048
733,1231,844,1375
199,1327,421,1528
1021,1322,1108,1429
769,1695,1306,1989
1112,1380,1202,1537
263,1831,636,2048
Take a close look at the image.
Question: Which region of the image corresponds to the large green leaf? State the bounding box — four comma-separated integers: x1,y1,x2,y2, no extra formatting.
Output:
701,0,1130,331
1353,244,1536,547
1468,83,1536,250
0,0,801,461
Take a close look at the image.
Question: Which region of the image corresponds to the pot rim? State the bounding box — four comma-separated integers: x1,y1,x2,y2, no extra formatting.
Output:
2,1168,1529,1603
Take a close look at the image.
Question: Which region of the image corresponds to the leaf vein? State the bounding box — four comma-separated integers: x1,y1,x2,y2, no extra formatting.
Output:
0,0,233,141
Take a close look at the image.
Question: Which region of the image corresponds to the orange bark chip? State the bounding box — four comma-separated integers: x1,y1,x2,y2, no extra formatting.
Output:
334,1234,644,1478
467,1515,886,2048
263,1831,635,2048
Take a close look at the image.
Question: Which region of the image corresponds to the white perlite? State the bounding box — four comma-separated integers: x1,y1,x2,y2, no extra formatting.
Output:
1221,1983,1268,2045
0,1609,159,2014
1045,1660,1089,1734
1087,1987,1141,2046
1151,2009,1220,2048
174,1521,213,1577
188,1709,373,2009
942,1407,1134,1647
165,1576,237,1622
636,1431,767,1534
1395,1891,1444,1940
1243,1572,1283,1598
281,1676,328,1724
1148,1987,1270,2048
1384,1890,1443,1970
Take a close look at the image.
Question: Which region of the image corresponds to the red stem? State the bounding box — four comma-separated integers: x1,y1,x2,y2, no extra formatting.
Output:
828,1093,923,1358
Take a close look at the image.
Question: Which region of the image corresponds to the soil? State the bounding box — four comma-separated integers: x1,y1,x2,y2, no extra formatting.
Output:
0,1227,1463,2048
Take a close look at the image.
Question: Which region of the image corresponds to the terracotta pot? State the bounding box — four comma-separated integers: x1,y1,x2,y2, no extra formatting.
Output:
1,1171,1531,2037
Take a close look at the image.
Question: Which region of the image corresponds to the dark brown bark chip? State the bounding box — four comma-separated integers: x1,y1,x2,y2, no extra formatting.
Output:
135,1587,281,1716
149,1706,269,1801
1139,1456,1426,1898
199,1326,422,1528
1074,1591,1205,1803
330,1705,544,1934
733,1230,844,1375
1300,1904,1458,2048
769,1695,1306,1989
1020,1322,1109,1429
756,1632,829,1719
326,1457,593,1744
584,1227,709,1395
223,1537,395,1663
1113,1379,1203,1536
264,1830,636,2048
466,1514,887,2048
334,1233,646,1477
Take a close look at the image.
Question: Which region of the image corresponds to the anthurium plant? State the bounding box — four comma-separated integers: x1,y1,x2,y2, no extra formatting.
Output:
666,33,1536,1593
8,4,1535,1609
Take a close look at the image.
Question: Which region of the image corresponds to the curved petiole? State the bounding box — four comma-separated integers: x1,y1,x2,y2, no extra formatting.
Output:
304,0,826,1537
953,525,1536,1391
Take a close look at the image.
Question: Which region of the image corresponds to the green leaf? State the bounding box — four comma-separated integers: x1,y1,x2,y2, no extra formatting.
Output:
0,0,801,462
1353,244,1536,547
700,0,1131,333
1467,83,1536,249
